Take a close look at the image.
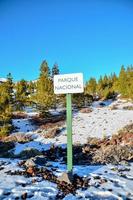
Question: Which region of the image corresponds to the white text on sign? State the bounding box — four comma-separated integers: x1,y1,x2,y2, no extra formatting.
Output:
54,73,84,94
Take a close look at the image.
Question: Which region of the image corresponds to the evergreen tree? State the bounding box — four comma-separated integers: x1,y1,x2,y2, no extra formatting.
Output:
96,74,117,99
85,77,97,97
72,93,93,108
40,60,51,77
72,93,85,108
0,74,13,137
52,63,59,78
126,65,133,99
27,81,35,96
5,73,14,105
111,73,118,92
51,63,60,109
35,60,55,116
97,76,104,98
15,79,28,110
118,66,128,97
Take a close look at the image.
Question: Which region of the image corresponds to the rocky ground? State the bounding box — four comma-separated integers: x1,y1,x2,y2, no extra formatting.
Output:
0,99,133,199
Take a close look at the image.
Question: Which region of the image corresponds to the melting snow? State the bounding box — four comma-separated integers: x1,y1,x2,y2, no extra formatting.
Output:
0,100,133,199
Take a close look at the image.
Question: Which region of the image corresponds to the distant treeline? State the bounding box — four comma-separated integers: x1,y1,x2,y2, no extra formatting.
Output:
0,60,133,137
85,65,133,100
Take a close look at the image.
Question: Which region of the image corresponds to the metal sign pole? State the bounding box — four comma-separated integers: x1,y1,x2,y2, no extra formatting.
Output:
54,73,84,175
66,93,73,172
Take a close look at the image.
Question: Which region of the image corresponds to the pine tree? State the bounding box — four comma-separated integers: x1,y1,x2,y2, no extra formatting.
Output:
97,76,104,98
72,93,85,108
27,81,36,96
51,63,60,109
85,77,97,97
5,73,14,105
118,66,128,98
0,74,13,137
35,60,55,116
15,79,28,110
111,72,118,92
126,65,133,99
52,63,59,78
40,60,51,77
96,74,117,99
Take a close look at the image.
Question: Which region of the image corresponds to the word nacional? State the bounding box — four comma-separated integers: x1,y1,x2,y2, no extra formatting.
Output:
54,73,84,94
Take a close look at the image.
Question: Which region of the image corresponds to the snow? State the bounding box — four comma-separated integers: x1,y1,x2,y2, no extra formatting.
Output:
0,77,7,82
12,100,133,152
12,107,38,133
47,162,102,177
24,106,39,117
1,100,133,199
13,118,36,133
109,99,133,109
92,99,113,107
14,141,52,155
64,163,133,199
0,158,133,199
33,100,133,146
0,159,58,200
72,107,133,143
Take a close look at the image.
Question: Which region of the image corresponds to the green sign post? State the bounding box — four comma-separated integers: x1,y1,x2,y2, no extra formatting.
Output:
66,93,73,172
53,73,84,173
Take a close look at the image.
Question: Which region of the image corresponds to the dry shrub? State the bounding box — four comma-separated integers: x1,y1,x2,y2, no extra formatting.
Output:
80,108,93,113
12,112,28,119
4,133,33,143
123,106,133,110
42,127,61,138
110,105,118,110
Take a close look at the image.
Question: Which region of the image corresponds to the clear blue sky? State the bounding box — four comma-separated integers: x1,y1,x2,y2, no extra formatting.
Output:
0,0,133,81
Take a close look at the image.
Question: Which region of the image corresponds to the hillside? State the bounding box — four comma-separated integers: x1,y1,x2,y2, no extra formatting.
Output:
0,99,133,199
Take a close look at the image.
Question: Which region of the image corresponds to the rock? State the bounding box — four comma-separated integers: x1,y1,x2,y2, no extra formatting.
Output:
26,167,35,176
17,148,42,159
24,159,36,168
87,137,100,147
99,102,106,107
34,155,46,165
0,141,15,157
31,114,65,127
43,127,61,138
82,145,91,153
12,112,28,119
79,108,93,113
57,172,73,184
123,106,133,110
4,133,33,143
119,160,130,166
110,105,118,110
93,144,133,164
24,155,46,168
21,192,27,199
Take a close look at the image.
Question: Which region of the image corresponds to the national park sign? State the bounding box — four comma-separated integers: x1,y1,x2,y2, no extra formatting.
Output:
54,73,84,94
54,73,84,173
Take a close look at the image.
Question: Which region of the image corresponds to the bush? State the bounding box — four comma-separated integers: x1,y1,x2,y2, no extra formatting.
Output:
123,106,133,110
5,132,33,143
0,125,12,138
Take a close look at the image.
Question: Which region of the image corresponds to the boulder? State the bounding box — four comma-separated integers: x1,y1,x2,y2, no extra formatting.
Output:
4,133,33,143
79,108,93,113
24,155,47,167
57,172,73,184
42,127,61,138
34,155,46,165
24,159,36,168
17,148,42,159
0,141,15,157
